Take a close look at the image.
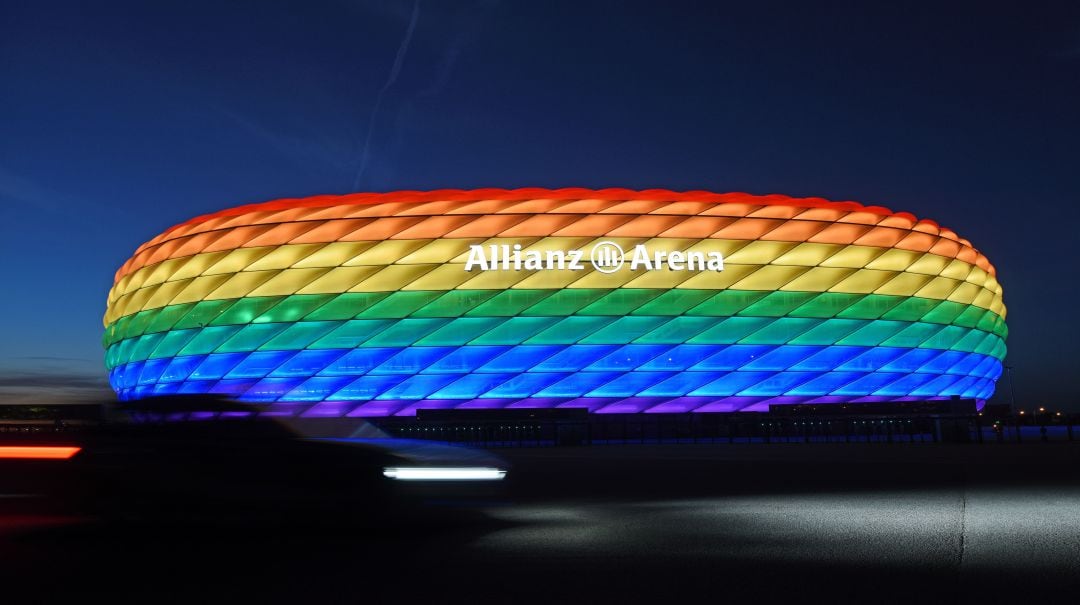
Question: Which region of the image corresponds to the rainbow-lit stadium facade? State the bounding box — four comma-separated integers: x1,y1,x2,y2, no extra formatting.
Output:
103,189,1006,416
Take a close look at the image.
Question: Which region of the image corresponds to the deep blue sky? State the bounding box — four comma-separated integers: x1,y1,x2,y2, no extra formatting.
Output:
1,0,1078,407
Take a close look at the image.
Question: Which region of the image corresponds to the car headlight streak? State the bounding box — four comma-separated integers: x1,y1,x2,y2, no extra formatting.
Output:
382,467,507,481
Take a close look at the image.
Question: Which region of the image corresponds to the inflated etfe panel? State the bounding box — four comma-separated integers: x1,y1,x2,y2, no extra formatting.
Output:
103,188,1006,416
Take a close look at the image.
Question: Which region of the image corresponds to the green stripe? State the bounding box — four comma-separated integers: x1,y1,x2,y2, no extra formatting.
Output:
104,289,1007,347
105,315,1007,370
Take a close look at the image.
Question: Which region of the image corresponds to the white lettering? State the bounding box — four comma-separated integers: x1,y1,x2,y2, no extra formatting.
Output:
465,245,489,271
567,249,585,270
631,245,652,270
524,250,544,270
465,241,724,273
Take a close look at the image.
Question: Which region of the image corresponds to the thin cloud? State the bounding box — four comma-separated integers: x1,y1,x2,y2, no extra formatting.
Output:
352,0,422,191
0,370,112,405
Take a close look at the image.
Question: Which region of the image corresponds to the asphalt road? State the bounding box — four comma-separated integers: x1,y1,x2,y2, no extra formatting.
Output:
2,443,1079,603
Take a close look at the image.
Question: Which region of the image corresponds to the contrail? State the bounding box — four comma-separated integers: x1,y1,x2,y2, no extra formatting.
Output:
352,0,421,191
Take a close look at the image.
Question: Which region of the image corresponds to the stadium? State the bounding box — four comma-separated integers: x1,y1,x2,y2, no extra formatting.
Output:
102,188,1006,416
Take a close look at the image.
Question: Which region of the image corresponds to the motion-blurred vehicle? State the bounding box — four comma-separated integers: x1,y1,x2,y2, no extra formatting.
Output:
0,396,508,525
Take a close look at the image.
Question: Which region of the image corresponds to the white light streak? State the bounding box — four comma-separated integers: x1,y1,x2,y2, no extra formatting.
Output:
383,467,507,481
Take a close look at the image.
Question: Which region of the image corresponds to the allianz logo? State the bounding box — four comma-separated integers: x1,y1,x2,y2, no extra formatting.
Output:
464,241,725,273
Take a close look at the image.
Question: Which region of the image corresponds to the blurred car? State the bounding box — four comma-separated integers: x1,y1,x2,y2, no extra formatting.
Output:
0,396,508,525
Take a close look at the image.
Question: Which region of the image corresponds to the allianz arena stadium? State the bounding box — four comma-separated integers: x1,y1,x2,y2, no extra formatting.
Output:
103,188,1006,416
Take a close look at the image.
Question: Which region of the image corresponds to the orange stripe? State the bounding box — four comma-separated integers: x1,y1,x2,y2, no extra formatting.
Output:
116,216,997,283
0,446,81,459
112,189,994,282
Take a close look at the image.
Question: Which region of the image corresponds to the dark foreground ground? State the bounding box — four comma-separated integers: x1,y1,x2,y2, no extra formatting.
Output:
2,443,1079,604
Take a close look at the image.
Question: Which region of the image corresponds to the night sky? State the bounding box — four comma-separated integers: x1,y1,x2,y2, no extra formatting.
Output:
2,0,1078,407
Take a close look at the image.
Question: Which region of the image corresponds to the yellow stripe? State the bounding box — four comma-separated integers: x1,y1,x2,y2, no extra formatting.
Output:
105,236,1006,324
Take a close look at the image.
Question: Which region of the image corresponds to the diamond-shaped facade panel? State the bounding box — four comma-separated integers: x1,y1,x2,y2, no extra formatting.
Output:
103,188,1006,415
